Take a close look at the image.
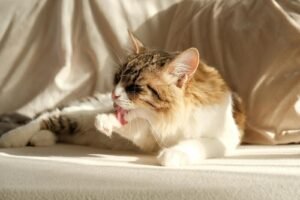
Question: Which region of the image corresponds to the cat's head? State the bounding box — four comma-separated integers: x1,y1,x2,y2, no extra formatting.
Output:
112,32,200,123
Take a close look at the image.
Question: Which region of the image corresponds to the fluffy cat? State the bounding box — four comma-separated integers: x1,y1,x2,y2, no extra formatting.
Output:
0,32,245,167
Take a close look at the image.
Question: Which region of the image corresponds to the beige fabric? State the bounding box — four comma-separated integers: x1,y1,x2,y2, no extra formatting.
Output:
0,0,300,144
0,144,300,200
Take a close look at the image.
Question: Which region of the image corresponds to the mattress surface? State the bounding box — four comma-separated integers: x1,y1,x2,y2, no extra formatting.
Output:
0,144,299,200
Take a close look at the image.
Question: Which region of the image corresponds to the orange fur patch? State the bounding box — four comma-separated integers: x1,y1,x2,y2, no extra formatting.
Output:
115,49,246,136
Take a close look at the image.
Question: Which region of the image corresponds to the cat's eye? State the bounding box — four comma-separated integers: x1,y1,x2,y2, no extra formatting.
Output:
125,84,143,94
147,85,162,101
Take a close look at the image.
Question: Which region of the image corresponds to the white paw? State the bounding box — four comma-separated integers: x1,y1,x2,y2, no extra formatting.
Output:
95,114,120,137
157,148,190,167
0,129,29,148
29,130,56,147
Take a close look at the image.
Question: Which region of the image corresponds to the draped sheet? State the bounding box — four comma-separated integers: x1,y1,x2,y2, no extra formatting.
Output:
0,0,300,144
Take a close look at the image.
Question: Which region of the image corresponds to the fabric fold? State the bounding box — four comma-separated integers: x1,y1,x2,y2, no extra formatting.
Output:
0,0,299,144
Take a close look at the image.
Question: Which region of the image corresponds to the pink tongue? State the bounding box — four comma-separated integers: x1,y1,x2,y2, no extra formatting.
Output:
116,106,128,125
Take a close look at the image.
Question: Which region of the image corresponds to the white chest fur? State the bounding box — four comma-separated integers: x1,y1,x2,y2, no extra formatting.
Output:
154,93,240,149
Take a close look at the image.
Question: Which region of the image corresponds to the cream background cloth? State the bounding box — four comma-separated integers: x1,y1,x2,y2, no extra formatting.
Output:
0,2,300,140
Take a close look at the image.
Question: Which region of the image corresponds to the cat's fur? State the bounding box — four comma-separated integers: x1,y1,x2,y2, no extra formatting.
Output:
0,32,245,167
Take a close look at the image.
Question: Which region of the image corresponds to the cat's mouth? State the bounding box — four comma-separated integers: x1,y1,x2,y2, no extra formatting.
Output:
114,104,128,125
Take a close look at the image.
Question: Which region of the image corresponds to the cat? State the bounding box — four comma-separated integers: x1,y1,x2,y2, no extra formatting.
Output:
0,32,245,167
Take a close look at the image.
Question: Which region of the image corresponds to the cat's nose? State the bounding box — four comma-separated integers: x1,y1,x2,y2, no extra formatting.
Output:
112,91,120,100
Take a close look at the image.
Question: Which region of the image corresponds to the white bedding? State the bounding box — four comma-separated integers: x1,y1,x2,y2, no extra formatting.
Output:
0,144,300,200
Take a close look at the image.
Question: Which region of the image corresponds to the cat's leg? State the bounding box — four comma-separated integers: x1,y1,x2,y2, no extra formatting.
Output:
94,113,122,137
157,138,226,167
0,99,113,148
28,110,98,147
0,112,78,148
94,107,151,137
0,121,56,148
0,121,41,148
95,113,157,152
29,130,56,146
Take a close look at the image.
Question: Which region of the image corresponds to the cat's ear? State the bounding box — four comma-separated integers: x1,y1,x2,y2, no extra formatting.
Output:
167,48,200,88
128,30,145,54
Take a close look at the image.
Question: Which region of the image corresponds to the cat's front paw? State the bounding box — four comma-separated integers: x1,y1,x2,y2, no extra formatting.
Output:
0,130,28,148
95,114,121,137
157,148,190,167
